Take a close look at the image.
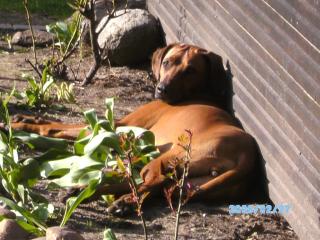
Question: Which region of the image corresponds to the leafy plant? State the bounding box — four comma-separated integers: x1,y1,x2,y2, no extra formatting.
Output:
22,64,55,107
39,98,160,226
54,82,76,103
46,12,82,56
0,90,67,236
0,95,158,237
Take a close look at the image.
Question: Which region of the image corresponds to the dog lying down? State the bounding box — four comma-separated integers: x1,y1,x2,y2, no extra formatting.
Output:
5,43,258,213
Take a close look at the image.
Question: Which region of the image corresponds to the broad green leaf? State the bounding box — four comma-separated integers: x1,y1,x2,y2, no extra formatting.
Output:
31,203,54,222
84,132,121,155
20,158,40,185
77,170,102,186
13,131,68,151
41,66,48,86
50,155,102,187
26,76,38,90
84,109,98,130
40,155,81,178
105,98,115,130
42,74,54,93
60,179,99,227
16,219,44,236
74,133,91,155
31,149,73,164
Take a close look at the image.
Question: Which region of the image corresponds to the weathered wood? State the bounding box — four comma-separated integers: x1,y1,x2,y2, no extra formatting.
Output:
147,0,320,239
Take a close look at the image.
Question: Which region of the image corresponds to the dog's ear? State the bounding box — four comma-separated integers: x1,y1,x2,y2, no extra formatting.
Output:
202,51,228,97
152,44,176,80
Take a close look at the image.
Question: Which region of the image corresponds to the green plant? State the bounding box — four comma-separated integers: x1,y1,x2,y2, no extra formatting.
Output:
54,82,76,103
22,64,55,107
39,98,159,226
0,96,158,237
46,12,82,57
0,90,68,236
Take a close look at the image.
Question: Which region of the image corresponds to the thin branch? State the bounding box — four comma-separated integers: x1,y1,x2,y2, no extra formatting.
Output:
174,130,192,240
23,0,38,67
25,58,42,79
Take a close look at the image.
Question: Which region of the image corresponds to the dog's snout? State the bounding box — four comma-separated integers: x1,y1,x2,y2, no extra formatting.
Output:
157,83,167,94
155,82,169,99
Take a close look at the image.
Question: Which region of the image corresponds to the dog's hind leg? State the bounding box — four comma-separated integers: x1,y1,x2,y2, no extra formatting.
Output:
189,152,254,202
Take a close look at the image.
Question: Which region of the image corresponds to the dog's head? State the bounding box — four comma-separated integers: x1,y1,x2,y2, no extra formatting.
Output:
152,43,227,103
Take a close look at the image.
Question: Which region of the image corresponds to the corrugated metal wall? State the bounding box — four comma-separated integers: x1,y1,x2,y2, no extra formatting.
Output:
147,0,320,239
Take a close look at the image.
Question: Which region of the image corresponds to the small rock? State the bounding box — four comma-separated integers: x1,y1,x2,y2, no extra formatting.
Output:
96,9,163,65
0,207,16,219
0,219,29,240
30,237,46,240
11,30,54,47
46,226,84,240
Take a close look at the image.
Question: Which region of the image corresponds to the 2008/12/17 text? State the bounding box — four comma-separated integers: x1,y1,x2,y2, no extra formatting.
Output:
228,204,291,215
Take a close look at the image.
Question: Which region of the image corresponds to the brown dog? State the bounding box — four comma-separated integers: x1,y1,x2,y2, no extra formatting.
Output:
4,43,257,208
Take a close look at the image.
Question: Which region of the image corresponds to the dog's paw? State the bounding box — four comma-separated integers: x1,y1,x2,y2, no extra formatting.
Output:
107,194,135,217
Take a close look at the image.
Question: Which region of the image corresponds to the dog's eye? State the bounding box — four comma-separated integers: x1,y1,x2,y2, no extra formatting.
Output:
162,60,169,67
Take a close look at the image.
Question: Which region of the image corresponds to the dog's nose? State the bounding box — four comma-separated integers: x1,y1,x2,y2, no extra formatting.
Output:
156,83,167,94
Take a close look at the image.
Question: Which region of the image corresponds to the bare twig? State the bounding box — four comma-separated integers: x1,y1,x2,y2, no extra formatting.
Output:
126,150,148,240
80,0,119,85
23,0,38,67
174,130,193,240
25,58,42,79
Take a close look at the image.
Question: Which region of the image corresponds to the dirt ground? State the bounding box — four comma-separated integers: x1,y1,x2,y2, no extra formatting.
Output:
0,11,298,240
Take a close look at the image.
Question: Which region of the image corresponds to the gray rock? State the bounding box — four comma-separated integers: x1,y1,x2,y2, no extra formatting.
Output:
81,0,146,44
97,9,163,65
0,219,29,240
95,0,146,22
0,207,16,219
11,30,54,47
46,226,84,240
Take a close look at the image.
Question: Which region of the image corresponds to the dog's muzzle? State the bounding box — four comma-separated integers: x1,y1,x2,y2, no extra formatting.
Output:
155,82,168,99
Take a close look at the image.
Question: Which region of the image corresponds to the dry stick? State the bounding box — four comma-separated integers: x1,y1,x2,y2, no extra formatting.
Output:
174,131,192,240
81,0,101,85
25,58,42,79
23,0,38,67
81,0,116,85
127,151,148,240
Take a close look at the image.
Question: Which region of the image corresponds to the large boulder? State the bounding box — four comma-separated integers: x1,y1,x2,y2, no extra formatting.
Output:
81,0,146,44
11,30,54,47
95,0,146,22
97,9,163,65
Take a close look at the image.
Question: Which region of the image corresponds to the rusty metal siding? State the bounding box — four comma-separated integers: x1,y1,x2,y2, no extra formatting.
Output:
147,0,320,239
